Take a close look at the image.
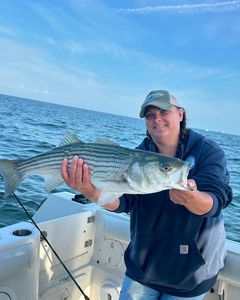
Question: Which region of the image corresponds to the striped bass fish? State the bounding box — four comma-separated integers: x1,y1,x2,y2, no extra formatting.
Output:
0,132,192,203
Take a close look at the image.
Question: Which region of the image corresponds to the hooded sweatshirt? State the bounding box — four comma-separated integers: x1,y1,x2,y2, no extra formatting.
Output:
113,129,232,297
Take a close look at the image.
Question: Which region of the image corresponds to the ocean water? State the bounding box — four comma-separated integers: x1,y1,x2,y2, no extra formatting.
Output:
0,94,239,242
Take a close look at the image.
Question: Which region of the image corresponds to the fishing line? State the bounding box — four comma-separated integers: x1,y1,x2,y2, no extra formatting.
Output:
0,176,90,300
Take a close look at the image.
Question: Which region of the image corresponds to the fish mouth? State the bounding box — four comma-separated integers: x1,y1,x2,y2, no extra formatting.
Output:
181,162,192,190
171,161,192,190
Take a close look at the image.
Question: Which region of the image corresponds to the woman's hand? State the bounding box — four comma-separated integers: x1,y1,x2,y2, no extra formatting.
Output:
169,179,213,215
61,156,100,202
169,179,197,205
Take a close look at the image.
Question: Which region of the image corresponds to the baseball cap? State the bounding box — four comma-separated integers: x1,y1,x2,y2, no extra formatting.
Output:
139,89,181,118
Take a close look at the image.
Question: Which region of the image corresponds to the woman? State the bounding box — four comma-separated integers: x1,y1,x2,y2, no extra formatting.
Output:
61,89,232,300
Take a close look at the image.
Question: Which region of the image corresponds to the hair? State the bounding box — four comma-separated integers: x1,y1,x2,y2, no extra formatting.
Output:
179,108,188,142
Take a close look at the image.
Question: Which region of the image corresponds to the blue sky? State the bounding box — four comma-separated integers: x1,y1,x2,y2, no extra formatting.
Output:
0,0,239,135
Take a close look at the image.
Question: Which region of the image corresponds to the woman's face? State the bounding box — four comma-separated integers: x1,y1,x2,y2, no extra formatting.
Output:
145,105,184,144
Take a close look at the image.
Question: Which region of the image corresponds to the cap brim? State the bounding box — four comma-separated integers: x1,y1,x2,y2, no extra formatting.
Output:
139,101,172,118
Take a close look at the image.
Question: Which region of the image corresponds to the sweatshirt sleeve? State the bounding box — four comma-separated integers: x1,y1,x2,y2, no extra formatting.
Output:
112,194,138,214
192,139,232,217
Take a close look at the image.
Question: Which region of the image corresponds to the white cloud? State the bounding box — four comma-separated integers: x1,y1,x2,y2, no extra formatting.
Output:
63,39,127,58
0,38,104,100
28,2,68,33
117,1,240,14
0,25,18,37
132,50,239,80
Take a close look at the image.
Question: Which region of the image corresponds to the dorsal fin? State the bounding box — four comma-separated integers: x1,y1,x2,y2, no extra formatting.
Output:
94,138,119,145
58,131,83,146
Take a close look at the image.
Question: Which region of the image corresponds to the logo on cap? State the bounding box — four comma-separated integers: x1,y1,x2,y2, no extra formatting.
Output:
146,91,165,101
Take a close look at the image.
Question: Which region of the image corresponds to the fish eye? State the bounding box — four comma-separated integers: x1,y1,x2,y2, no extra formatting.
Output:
161,164,172,172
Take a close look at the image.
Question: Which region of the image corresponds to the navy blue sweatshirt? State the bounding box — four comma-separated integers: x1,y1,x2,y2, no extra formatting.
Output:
113,129,232,297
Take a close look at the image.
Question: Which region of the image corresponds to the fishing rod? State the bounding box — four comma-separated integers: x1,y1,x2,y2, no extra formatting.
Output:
0,176,90,300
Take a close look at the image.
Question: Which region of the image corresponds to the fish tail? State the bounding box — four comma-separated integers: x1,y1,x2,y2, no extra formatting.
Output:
0,159,23,197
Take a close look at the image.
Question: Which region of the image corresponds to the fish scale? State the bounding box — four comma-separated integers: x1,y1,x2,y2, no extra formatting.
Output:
17,144,132,177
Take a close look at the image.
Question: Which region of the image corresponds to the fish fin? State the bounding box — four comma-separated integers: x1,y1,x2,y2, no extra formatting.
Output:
97,191,123,206
58,131,84,146
0,159,23,197
95,138,118,145
45,175,64,192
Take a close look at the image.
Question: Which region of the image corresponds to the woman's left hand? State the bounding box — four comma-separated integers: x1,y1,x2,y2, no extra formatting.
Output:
169,179,213,215
169,179,197,206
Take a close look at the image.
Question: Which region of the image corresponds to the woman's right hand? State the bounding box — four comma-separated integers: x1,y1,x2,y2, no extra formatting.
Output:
61,156,101,203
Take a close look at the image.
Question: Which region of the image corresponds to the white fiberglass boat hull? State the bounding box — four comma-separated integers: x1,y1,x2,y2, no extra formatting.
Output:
0,192,239,300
